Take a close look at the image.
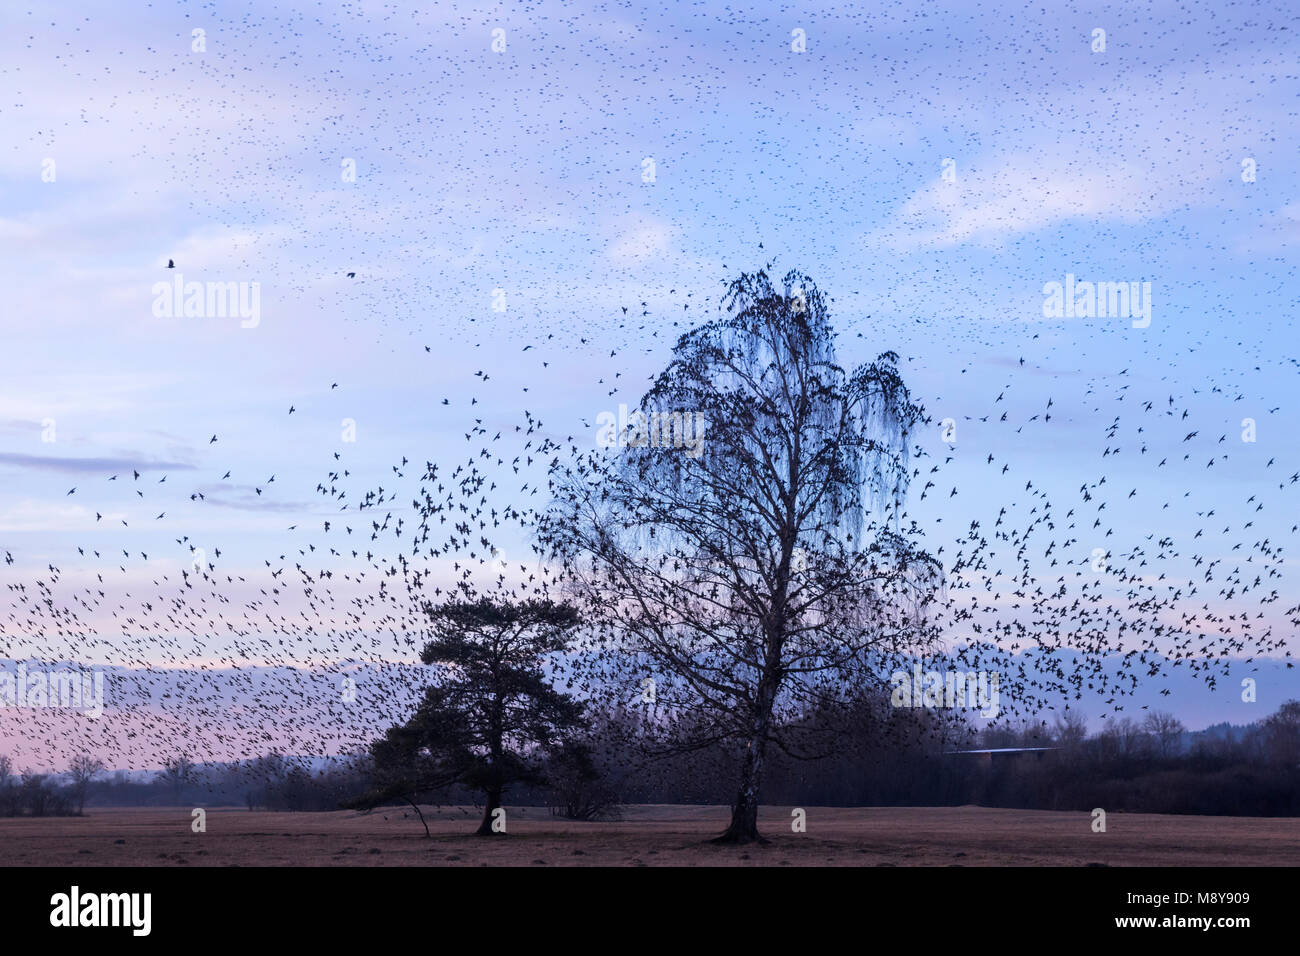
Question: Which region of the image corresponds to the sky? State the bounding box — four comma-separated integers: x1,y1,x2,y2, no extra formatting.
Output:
0,0,1297,767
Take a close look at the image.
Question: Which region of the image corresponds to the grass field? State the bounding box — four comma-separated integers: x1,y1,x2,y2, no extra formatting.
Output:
2,804,1297,866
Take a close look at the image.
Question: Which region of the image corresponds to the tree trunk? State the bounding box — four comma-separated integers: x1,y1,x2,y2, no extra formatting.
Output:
715,650,781,845
714,719,771,845
405,797,431,838
714,743,766,844
476,787,503,836
478,693,506,836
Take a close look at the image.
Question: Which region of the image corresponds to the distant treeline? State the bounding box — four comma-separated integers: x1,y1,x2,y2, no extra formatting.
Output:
5,698,1297,817
570,698,1300,817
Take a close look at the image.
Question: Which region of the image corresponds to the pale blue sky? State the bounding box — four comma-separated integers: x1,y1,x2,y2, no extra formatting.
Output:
0,0,1297,757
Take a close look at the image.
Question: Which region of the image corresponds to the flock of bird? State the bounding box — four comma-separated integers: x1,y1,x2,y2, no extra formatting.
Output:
2,3,1296,774
1,248,1295,773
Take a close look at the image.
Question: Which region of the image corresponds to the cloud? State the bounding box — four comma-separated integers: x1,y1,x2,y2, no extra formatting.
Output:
870,50,1290,251
0,453,195,475
1233,201,1300,254
200,487,315,513
984,356,1103,377
0,373,185,421
0,500,125,532
608,217,673,265
876,155,1146,250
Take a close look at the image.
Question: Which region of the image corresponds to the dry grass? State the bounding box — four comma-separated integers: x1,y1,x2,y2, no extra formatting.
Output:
3,804,1296,866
